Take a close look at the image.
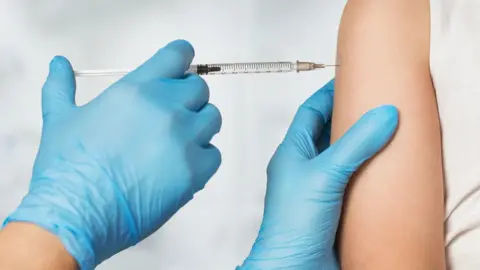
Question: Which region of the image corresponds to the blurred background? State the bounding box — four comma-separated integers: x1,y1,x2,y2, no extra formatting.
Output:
0,0,346,269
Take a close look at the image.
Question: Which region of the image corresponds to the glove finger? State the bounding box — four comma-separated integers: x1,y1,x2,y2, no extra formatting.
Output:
187,144,221,192
280,79,334,159
316,119,332,153
145,74,209,111
122,39,194,83
177,74,210,111
42,56,76,122
318,105,399,174
194,103,222,146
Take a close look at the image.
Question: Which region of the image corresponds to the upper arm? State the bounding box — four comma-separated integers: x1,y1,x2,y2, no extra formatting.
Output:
332,0,446,269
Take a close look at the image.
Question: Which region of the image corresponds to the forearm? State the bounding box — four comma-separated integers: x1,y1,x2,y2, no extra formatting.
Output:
333,0,445,269
0,222,78,270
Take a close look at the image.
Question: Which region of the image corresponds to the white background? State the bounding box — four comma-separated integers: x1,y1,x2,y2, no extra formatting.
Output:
0,1,346,269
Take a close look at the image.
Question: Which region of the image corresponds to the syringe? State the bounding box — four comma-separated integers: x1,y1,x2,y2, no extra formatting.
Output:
74,61,337,77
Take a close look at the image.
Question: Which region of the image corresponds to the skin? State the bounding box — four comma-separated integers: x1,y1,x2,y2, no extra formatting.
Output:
0,223,77,270
332,0,446,269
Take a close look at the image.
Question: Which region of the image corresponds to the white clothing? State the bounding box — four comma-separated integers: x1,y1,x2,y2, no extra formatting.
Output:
430,0,480,268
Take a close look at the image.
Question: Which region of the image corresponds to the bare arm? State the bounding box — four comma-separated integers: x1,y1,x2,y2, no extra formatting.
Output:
332,0,446,269
0,223,78,270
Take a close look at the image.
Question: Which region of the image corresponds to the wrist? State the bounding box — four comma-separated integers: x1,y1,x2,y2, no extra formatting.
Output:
4,170,112,269
0,222,78,270
4,181,97,269
7,166,141,268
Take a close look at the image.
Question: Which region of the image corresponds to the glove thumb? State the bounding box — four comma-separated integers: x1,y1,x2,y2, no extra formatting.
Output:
280,80,334,160
317,105,399,177
122,39,195,83
42,56,76,123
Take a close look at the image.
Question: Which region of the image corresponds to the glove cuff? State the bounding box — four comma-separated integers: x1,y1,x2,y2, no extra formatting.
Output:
2,169,111,270
4,206,96,270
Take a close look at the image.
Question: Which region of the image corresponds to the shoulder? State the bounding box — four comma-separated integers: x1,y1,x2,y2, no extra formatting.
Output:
339,0,430,63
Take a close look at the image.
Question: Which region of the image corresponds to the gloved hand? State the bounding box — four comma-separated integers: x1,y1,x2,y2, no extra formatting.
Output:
4,40,222,269
239,80,399,269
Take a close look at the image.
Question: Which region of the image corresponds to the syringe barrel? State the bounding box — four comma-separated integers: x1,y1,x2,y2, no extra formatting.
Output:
192,62,295,75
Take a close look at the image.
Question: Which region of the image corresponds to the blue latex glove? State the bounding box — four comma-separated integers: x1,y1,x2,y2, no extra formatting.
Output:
239,80,399,269
4,40,222,269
